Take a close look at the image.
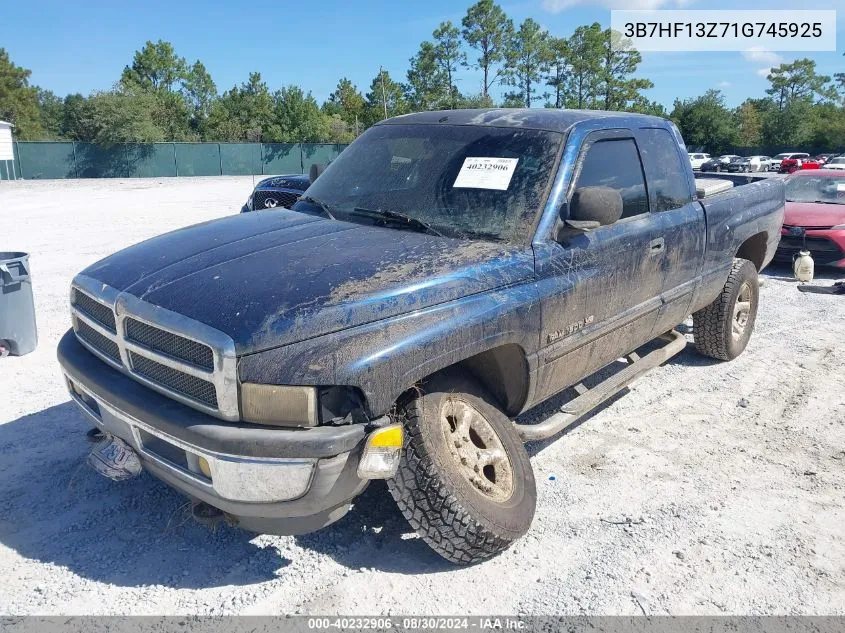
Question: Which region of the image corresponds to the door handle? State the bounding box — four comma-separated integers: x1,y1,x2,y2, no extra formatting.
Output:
649,237,665,255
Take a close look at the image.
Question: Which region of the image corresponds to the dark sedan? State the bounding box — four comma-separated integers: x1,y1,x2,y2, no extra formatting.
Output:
700,154,741,172
725,157,752,173
241,174,311,213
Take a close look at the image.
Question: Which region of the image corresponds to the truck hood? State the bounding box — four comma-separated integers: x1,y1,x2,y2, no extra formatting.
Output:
82,210,535,355
784,201,845,228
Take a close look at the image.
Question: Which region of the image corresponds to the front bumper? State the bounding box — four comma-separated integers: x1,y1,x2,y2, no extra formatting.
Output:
775,229,845,268
58,330,370,534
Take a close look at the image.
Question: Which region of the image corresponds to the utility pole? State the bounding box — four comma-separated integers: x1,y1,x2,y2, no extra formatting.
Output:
379,66,388,120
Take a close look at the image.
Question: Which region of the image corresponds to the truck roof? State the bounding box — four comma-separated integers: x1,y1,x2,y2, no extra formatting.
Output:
378,108,668,134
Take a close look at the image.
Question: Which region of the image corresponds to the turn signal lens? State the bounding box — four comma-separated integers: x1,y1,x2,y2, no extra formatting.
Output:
197,456,212,479
357,424,404,480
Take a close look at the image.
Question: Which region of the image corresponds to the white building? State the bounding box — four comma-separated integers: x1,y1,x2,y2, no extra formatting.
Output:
0,121,17,180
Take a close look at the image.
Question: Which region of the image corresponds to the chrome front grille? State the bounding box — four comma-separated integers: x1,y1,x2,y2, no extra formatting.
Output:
69,274,238,420
253,190,301,210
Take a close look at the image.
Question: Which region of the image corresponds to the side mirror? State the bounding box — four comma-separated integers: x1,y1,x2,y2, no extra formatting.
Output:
564,186,623,231
309,163,326,184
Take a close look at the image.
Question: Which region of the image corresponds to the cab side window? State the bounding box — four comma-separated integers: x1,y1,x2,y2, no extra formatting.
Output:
573,138,649,219
637,128,694,212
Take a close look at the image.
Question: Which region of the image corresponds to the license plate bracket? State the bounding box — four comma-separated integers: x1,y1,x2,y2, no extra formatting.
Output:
87,434,142,481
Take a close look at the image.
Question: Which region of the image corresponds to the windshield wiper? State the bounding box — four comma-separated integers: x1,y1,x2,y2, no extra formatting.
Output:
299,195,337,220
350,207,445,237
812,200,844,205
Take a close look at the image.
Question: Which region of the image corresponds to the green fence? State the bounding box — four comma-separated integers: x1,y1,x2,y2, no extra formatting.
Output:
2,142,348,180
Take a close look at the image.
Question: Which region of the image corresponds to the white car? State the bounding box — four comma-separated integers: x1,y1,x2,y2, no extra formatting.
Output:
688,152,711,170
824,156,845,170
744,155,772,172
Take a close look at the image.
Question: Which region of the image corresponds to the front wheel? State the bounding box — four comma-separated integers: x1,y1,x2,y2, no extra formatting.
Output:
693,258,759,361
387,370,536,565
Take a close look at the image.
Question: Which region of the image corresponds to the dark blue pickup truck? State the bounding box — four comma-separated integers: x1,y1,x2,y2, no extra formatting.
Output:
58,109,784,564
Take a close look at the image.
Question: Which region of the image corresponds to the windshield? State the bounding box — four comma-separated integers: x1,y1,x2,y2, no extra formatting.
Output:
785,175,845,204
830,158,845,165
730,157,745,163
296,123,563,242
774,154,789,160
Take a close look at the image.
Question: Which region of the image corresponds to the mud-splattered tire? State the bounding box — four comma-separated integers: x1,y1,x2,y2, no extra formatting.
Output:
386,370,536,565
693,258,759,361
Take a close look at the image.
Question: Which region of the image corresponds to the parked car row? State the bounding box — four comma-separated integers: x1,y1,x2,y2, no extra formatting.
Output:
696,153,774,173
692,152,845,174
775,153,845,174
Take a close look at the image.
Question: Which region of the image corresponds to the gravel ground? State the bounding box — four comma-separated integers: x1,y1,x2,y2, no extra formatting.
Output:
0,176,843,616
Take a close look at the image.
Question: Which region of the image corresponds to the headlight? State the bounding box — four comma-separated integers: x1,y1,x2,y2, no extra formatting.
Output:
832,224,845,230
246,194,253,211
241,383,318,427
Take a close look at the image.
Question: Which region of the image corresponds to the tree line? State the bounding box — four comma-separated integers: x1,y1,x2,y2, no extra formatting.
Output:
673,59,845,154
1,0,844,151
1,0,661,145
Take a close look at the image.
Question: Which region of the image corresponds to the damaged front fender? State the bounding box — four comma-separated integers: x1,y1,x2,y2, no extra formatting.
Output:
237,281,541,419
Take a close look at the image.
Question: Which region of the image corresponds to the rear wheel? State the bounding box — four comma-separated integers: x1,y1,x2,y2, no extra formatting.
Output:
693,258,759,361
387,370,536,564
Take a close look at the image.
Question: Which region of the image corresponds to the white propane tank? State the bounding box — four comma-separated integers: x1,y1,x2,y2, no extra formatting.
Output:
793,250,815,282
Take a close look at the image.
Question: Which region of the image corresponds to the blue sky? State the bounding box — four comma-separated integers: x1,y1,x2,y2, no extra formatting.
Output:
2,0,844,109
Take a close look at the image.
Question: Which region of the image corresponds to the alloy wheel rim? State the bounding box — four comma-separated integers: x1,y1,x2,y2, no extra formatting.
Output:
441,398,514,502
732,281,753,341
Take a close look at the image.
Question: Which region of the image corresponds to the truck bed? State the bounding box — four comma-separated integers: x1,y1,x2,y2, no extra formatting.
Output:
691,172,785,311
694,172,775,197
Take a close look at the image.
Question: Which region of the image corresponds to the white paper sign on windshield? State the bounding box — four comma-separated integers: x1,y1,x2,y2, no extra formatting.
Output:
453,157,519,191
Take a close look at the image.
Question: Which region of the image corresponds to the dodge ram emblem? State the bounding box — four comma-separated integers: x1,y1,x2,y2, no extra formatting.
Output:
264,198,278,208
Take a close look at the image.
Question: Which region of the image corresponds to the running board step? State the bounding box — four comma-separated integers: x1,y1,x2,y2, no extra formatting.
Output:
514,330,687,442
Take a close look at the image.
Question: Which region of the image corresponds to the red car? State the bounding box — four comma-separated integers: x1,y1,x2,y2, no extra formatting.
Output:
780,155,822,173
775,169,845,268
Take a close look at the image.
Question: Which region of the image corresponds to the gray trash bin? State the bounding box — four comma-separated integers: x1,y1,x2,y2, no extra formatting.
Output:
0,252,37,356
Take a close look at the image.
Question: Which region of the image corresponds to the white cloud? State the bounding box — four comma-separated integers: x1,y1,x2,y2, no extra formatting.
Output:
718,81,732,88
542,0,694,12
740,47,783,80
741,47,783,66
